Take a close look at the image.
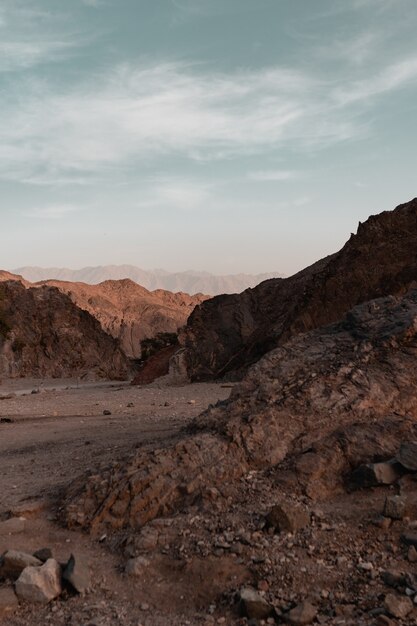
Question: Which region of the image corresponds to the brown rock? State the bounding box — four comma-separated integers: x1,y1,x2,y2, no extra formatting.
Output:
15,559,62,604
285,601,317,625
267,501,310,533
239,587,273,619
0,551,42,580
397,441,417,471
349,461,402,489
384,593,413,619
408,545,417,562
182,199,417,381
383,495,408,520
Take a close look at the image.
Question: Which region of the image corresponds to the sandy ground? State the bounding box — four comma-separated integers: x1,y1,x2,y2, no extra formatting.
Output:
0,379,234,625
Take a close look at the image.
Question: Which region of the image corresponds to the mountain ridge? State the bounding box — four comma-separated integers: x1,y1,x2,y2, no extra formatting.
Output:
12,265,283,296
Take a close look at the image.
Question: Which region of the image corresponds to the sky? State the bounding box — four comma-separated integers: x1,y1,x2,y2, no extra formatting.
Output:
1,0,416,276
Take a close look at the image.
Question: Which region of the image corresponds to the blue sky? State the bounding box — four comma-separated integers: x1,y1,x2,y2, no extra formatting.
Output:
1,0,416,275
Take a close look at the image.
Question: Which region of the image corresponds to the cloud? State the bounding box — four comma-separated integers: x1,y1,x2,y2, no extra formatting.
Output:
1,46,417,186
23,206,84,220
248,170,298,182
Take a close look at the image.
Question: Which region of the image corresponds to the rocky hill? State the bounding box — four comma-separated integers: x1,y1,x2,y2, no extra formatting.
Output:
0,272,207,359
64,288,417,530
13,265,282,296
181,198,417,380
39,279,207,359
0,281,129,379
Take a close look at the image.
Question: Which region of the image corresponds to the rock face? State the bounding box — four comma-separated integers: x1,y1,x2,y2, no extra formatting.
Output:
63,289,417,532
1,272,207,360
41,279,207,359
0,281,130,379
182,198,417,380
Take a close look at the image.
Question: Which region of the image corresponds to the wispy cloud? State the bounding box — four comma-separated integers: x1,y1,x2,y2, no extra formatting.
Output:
248,170,298,182
23,206,84,220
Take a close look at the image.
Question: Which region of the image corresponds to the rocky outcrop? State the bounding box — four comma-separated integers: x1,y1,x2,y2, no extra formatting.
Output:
0,281,129,379
63,289,417,532
1,273,207,360
182,198,417,380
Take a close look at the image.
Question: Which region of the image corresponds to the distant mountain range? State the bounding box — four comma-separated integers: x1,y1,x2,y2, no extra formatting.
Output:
12,266,283,295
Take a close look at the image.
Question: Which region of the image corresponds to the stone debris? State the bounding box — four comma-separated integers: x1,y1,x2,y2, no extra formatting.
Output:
384,592,413,619
15,558,62,604
397,441,417,471
125,556,150,577
0,550,42,580
284,601,317,625
349,461,402,489
62,554,91,593
239,587,273,620
383,495,408,520
266,501,310,533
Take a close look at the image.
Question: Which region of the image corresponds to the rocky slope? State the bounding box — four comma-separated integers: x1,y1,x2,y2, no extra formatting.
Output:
1,272,207,359
0,281,129,379
181,198,417,380
40,279,207,359
13,265,282,296
63,288,417,531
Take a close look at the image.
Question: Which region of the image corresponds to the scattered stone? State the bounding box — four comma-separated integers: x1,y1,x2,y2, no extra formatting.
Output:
188,400,196,405
383,495,408,520
375,616,394,626
384,593,413,619
381,570,406,589
0,550,42,579
239,587,273,619
0,587,19,617
0,517,26,535
397,441,417,471
0,417,13,423
62,554,91,593
125,556,150,577
15,559,62,604
349,461,402,489
401,532,417,547
103,410,112,416
408,545,417,562
373,515,392,530
285,601,317,625
127,402,134,408
267,501,310,533
33,548,53,563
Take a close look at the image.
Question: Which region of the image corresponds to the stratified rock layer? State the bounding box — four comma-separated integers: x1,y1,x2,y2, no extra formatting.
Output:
64,290,417,532
182,198,417,380
0,281,129,379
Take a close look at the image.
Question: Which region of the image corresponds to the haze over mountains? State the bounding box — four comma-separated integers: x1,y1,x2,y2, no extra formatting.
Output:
13,266,282,296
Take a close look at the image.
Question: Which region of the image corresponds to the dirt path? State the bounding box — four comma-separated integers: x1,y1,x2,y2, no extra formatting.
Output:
0,380,238,626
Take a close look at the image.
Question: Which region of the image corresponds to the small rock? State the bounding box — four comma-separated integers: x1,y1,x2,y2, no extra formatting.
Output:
383,495,407,520
401,532,417,547
127,402,134,408
408,545,417,562
349,461,402,489
15,559,62,604
103,410,112,416
188,400,196,405
285,601,317,625
375,616,394,626
267,501,310,533
239,587,273,620
0,587,19,617
0,550,42,580
33,548,53,563
381,570,406,589
125,557,150,577
62,554,91,593
397,441,417,471
0,517,26,535
384,593,413,619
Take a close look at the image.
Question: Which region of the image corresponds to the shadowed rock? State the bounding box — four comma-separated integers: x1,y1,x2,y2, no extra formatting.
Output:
181,198,417,381
63,290,417,532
